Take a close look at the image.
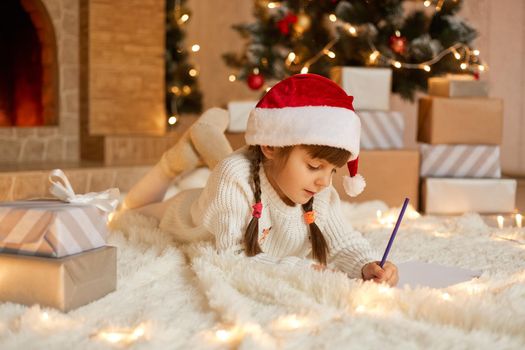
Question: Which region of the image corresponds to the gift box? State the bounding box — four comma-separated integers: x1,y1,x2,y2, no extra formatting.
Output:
330,67,392,110
333,150,420,208
417,96,503,145
359,110,404,149
428,76,489,97
0,246,116,312
227,101,257,132
421,178,517,214
420,144,501,178
0,200,108,258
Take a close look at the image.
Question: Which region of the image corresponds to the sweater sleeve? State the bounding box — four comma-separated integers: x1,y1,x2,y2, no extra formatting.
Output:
197,155,314,269
315,186,378,278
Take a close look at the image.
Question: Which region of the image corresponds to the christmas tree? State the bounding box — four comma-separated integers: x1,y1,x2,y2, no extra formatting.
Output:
165,0,202,125
223,0,484,100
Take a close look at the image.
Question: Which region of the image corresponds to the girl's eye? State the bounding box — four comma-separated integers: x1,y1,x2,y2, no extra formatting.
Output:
308,164,320,170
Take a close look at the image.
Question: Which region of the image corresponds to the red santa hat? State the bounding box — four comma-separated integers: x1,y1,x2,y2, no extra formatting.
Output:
245,73,365,197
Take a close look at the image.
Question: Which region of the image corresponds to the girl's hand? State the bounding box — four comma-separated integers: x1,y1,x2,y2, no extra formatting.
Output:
361,261,399,287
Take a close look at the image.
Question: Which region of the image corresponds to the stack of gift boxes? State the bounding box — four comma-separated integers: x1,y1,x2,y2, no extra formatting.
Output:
0,174,117,312
418,75,517,214
330,67,420,207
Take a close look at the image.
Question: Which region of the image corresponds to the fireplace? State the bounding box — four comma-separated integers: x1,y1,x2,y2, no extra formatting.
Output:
0,0,58,127
0,0,165,165
0,0,78,163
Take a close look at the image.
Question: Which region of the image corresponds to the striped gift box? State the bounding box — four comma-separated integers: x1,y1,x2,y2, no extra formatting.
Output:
0,201,107,258
420,144,501,178
359,111,404,149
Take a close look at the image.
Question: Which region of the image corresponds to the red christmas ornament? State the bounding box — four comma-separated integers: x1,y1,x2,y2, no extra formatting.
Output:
247,73,265,90
277,13,297,35
389,34,407,55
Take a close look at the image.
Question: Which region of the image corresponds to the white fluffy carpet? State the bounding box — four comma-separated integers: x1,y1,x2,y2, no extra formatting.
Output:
1,169,524,349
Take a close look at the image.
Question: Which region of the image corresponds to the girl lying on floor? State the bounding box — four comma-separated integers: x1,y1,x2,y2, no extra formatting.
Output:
122,74,398,286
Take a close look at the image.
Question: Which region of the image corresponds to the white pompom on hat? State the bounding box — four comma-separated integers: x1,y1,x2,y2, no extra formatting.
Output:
245,73,365,197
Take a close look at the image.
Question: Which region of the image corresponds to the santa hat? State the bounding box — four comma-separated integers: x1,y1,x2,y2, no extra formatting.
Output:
245,73,365,197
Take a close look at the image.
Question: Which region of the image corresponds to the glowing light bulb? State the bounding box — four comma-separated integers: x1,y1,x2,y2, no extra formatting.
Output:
301,66,309,74
515,213,522,228
497,215,504,229
423,65,431,72
267,2,279,9
348,26,357,35
460,63,468,70
215,329,232,342
180,14,189,23
369,50,380,62
478,65,485,72
273,315,305,330
424,1,431,7
441,292,451,301
191,44,200,52
473,49,480,56
287,52,296,63
355,305,366,313
329,14,337,22
228,74,236,82
188,68,198,77
393,61,402,68
168,116,178,125
326,50,336,58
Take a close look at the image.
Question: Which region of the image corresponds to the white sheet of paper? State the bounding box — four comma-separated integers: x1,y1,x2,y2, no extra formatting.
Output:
397,261,481,289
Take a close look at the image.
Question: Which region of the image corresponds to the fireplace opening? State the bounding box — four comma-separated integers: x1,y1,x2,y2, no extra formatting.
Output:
0,0,58,127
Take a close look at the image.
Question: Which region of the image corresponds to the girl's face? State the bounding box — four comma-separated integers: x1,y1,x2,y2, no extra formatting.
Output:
262,146,340,206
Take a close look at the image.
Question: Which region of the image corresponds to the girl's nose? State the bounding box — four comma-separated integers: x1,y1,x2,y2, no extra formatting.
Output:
315,171,332,188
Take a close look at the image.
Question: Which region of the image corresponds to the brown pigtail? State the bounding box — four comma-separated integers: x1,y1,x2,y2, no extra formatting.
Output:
244,146,263,256
302,198,329,265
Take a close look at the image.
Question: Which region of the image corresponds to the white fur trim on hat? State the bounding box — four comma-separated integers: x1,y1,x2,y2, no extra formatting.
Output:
342,174,366,197
245,106,361,160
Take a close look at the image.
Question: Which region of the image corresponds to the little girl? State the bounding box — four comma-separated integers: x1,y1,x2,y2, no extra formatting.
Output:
123,74,398,286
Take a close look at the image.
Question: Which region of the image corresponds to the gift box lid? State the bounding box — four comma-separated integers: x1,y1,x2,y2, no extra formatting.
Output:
0,200,108,257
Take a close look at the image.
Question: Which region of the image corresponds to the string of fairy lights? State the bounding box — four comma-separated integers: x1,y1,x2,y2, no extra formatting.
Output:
23,207,525,347
167,0,201,126
228,0,487,87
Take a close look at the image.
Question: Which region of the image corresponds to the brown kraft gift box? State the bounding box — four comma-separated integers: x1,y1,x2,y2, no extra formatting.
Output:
417,96,503,145
333,150,420,208
0,246,116,312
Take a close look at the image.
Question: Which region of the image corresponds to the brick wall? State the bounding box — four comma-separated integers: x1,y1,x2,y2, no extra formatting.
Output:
87,0,166,136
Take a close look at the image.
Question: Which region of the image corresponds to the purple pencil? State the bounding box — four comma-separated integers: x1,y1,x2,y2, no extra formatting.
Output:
379,197,410,268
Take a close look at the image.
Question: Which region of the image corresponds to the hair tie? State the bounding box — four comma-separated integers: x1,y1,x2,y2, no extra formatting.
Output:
304,210,316,225
252,202,263,219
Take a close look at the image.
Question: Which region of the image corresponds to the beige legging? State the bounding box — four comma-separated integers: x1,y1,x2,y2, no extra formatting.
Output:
122,109,233,220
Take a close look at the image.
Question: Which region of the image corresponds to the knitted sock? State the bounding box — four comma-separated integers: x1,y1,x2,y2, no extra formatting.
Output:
189,107,233,169
158,108,232,178
158,130,203,178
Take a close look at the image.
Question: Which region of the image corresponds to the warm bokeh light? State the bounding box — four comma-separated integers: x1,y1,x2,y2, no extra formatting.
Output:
168,116,178,125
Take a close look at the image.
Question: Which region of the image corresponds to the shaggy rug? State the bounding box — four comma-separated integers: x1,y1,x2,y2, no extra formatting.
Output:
0,170,524,349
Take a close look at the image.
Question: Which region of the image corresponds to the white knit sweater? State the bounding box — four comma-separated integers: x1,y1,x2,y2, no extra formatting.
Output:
160,147,377,278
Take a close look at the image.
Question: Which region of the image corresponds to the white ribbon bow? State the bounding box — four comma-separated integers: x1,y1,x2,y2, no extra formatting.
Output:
49,169,120,213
